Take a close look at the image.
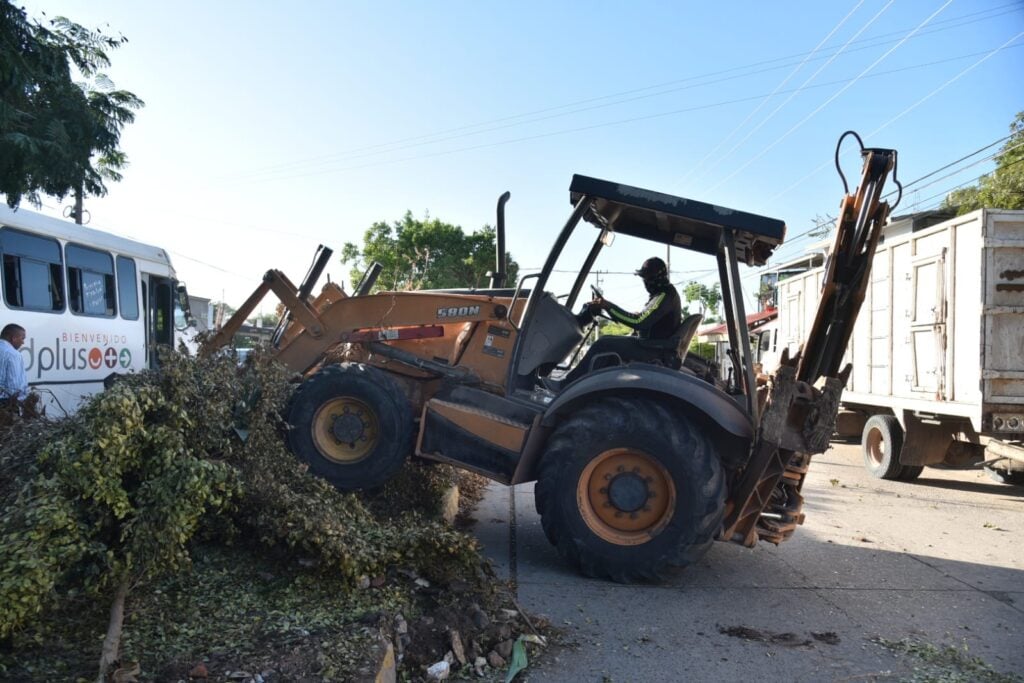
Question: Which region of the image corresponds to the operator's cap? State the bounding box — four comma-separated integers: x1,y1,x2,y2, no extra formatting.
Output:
635,257,668,280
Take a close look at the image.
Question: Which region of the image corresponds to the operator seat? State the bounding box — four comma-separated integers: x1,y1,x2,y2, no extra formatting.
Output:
637,313,703,369
673,313,703,366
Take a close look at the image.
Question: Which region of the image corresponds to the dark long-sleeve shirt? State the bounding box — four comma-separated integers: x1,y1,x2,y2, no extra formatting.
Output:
604,282,681,340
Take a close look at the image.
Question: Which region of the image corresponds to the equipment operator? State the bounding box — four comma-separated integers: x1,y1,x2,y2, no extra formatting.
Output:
562,257,682,385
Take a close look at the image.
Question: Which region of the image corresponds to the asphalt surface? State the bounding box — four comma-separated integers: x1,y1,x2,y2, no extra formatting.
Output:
472,442,1024,682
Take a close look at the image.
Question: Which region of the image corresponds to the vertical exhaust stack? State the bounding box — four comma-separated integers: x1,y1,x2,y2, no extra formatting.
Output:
490,191,511,288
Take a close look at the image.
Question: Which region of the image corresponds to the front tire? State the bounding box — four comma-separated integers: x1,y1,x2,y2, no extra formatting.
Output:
534,397,725,582
287,363,414,491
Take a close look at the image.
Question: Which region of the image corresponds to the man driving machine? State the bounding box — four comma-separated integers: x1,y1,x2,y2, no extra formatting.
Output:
562,256,681,385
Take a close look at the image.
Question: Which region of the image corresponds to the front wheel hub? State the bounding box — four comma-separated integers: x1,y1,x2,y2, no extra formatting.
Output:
607,472,649,513
312,397,380,463
577,448,676,546
332,411,366,443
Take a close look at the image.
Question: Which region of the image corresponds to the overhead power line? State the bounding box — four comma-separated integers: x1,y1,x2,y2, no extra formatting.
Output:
894,140,1024,197
705,0,953,193
694,0,893,187
883,133,1015,196
678,0,867,186
226,45,1016,187
768,30,1024,203
219,3,1022,185
904,155,1024,212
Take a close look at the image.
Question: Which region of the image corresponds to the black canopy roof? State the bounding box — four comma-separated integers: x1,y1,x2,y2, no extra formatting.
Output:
568,174,786,266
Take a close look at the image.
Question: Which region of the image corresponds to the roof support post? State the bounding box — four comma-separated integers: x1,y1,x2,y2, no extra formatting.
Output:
719,230,759,426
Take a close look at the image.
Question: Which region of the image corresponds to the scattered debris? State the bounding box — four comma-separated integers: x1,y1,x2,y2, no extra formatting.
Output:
111,661,141,683
811,631,841,645
426,660,450,680
450,630,467,666
872,636,1021,682
718,625,811,647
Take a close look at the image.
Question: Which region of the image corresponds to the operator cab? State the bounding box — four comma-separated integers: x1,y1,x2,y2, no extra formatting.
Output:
509,174,786,414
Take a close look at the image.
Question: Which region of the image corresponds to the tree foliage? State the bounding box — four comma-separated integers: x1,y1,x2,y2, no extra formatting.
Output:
0,349,482,678
683,281,722,322
942,111,1024,214
0,2,143,209
341,211,519,291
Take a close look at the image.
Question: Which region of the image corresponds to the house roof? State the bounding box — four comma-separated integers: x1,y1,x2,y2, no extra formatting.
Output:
698,307,777,338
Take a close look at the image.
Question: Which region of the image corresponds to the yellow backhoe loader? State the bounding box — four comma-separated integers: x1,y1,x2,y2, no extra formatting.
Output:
205,131,901,582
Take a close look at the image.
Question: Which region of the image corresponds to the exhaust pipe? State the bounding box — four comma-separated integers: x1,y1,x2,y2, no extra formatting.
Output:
490,191,510,288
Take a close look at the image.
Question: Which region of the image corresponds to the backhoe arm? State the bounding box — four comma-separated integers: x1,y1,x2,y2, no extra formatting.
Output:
722,132,901,547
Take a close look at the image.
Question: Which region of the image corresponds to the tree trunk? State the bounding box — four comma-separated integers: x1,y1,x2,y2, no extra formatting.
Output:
73,187,84,225
96,577,130,683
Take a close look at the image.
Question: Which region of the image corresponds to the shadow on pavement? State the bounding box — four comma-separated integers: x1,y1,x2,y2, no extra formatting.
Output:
902,475,1024,498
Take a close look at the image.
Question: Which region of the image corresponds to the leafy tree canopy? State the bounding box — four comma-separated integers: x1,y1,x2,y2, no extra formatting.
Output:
942,111,1024,214
0,1,143,209
341,211,519,291
683,281,722,322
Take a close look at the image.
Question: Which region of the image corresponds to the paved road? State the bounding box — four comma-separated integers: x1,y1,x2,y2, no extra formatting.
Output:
473,442,1024,682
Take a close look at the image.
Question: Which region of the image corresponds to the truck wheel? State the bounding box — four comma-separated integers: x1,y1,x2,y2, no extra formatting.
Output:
534,397,725,582
862,414,913,480
287,363,413,491
896,465,924,481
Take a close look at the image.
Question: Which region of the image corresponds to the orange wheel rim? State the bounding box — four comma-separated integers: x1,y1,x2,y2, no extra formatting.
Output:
576,448,676,546
866,428,884,465
312,397,380,463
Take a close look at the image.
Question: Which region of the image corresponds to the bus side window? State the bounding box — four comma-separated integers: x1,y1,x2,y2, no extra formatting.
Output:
116,256,139,320
0,227,65,312
66,244,116,317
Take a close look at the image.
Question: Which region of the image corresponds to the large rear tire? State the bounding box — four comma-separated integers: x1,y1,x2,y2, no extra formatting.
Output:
534,397,725,582
862,414,914,481
287,363,414,491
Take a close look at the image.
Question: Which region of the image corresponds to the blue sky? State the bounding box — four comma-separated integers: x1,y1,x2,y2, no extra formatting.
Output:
15,1,1024,312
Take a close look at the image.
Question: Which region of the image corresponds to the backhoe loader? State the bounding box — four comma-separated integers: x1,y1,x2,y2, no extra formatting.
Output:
206,131,901,581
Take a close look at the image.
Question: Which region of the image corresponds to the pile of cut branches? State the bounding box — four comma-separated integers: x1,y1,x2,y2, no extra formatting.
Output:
0,350,537,682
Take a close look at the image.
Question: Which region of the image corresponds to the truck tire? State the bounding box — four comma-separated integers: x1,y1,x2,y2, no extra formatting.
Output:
862,414,919,480
286,363,414,491
534,396,725,582
896,464,924,481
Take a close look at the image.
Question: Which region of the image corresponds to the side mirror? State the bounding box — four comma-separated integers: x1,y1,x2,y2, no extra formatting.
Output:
175,282,196,330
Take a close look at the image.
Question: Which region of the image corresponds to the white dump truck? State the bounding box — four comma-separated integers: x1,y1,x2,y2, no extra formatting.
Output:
775,208,1024,484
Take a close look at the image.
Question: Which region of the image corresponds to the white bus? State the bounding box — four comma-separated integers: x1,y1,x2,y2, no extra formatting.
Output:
0,204,196,414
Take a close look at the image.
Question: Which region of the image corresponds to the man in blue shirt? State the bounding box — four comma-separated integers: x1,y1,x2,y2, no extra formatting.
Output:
0,323,29,402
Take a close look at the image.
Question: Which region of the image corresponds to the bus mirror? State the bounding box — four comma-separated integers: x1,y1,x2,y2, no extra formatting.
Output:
175,282,195,330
